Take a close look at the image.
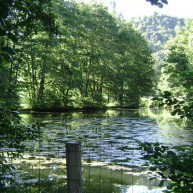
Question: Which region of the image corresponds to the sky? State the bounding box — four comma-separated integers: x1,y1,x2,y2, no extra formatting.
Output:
78,0,193,20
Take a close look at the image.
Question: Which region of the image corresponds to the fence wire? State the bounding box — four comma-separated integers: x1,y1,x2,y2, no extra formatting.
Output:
0,113,166,193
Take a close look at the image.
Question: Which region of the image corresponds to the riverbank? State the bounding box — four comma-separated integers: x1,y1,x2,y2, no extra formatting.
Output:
19,106,140,114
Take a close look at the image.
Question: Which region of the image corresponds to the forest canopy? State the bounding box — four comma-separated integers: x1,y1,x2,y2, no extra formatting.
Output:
0,0,155,110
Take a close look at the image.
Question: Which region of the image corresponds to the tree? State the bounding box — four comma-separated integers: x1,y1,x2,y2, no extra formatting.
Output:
0,1,56,188
0,0,167,106
158,46,190,97
144,19,193,193
0,0,58,107
130,13,185,87
11,0,153,109
147,19,193,118
0,0,164,190
0,0,57,62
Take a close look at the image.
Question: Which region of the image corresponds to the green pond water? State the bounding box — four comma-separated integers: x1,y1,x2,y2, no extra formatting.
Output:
2,108,193,193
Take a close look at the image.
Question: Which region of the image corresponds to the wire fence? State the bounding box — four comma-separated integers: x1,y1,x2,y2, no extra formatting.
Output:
0,139,164,193
1,112,168,193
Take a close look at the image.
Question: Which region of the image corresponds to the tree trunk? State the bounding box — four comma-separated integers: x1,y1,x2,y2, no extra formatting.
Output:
37,59,46,102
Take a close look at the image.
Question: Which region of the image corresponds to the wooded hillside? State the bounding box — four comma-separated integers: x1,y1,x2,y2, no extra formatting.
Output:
130,13,185,83
131,12,184,53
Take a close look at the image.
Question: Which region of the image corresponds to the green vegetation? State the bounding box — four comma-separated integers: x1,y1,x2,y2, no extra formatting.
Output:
141,142,193,192
0,0,58,109
139,19,193,192
131,13,184,54
0,0,154,110
0,107,41,192
156,19,193,119
130,13,185,84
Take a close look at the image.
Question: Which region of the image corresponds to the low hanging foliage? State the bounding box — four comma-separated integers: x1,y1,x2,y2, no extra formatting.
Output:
142,19,193,193
0,107,42,190
141,142,193,192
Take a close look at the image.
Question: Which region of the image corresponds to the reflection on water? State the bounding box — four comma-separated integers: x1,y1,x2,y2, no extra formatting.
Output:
16,109,193,192
21,109,193,166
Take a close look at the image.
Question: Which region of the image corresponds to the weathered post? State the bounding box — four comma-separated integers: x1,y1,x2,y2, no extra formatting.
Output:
66,142,82,193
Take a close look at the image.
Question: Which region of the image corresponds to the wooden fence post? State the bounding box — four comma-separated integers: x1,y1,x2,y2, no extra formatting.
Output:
66,142,82,193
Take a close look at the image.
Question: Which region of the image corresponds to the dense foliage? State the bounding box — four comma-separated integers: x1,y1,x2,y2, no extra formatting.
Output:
141,19,193,192
141,142,193,193
0,0,58,109
0,107,41,191
130,13,185,84
131,13,184,53
0,0,155,110
158,19,193,116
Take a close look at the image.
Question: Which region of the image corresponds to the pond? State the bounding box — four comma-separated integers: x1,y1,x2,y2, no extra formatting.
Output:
3,108,193,192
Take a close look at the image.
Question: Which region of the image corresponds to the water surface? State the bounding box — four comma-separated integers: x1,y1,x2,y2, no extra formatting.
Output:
17,109,193,192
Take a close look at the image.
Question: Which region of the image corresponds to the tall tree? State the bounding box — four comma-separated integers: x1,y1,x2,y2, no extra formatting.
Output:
0,0,58,107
